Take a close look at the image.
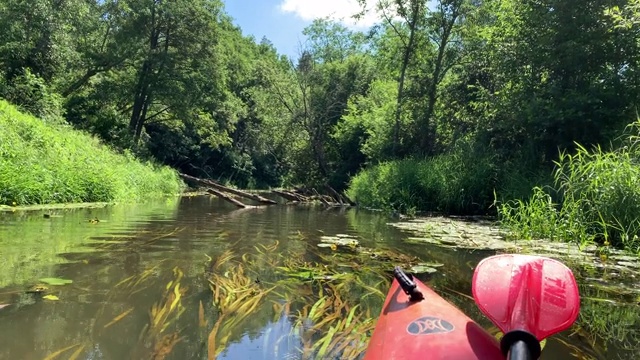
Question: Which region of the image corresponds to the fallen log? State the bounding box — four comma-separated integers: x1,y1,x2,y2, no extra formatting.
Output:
272,189,308,202
272,189,298,201
325,185,347,206
179,173,277,205
312,188,332,206
206,188,248,208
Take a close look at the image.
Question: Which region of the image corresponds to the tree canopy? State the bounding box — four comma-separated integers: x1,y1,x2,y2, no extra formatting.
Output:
1,0,638,197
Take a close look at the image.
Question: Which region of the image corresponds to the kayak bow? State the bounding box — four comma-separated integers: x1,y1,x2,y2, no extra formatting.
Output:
363,267,503,360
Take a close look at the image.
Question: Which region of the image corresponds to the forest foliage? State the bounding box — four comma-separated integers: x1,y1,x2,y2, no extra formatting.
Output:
1,0,639,219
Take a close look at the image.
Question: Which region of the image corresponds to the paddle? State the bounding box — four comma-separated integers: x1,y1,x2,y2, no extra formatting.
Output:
472,254,580,360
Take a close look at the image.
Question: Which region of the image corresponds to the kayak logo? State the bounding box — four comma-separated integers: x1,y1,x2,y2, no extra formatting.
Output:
407,316,455,335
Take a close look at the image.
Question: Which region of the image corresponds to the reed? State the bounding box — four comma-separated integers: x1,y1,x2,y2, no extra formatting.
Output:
497,119,640,252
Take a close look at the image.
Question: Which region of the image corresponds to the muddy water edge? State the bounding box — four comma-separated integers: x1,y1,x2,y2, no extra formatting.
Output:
0,194,637,359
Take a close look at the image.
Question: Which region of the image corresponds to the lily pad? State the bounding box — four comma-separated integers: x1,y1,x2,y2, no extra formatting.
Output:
317,243,335,248
39,277,73,286
318,235,360,248
410,264,439,274
419,261,444,268
335,234,358,239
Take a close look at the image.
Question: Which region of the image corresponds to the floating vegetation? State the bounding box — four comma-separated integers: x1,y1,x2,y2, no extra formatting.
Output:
26,284,49,294
39,277,73,286
42,343,85,360
0,202,110,212
318,234,360,250
203,240,396,359
290,283,377,359
410,263,443,274
390,217,515,250
315,233,425,273
45,263,188,360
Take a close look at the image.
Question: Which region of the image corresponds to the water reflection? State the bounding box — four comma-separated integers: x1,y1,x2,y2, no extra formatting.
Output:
0,195,637,359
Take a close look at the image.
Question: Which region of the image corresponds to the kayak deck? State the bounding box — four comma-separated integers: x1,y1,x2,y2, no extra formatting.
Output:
363,273,503,360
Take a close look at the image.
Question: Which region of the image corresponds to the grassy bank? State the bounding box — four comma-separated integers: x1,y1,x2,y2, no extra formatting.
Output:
0,100,184,205
346,146,505,215
347,120,640,253
498,121,640,252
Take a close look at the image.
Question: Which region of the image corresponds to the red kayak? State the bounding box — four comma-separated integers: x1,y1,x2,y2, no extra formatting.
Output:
364,256,581,360
363,267,503,360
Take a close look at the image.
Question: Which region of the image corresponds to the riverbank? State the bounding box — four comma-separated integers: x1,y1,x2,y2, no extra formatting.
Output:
348,121,640,255
0,101,184,206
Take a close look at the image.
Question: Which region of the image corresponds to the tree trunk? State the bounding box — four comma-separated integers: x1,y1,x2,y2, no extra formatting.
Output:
129,60,153,142
419,2,460,153
391,1,423,157
129,4,160,143
420,30,448,153
62,69,98,97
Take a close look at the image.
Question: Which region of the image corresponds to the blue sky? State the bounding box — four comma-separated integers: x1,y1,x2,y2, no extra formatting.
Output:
223,0,381,59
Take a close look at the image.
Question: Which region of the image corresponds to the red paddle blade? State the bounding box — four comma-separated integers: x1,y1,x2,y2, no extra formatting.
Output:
472,254,580,340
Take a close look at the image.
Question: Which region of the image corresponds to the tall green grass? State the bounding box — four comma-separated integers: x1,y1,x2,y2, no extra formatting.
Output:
498,120,640,252
0,100,184,205
346,146,499,215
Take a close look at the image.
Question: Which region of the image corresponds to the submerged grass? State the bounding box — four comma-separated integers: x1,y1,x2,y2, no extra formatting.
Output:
205,241,388,359
43,263,187,360
498,120,640,253
0,100,184,205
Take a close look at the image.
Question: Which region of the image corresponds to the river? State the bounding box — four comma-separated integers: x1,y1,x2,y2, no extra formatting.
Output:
0,195,636,359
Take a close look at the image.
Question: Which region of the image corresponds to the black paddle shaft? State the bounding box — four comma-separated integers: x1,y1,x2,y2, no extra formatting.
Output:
502,331,541,360
393,266,424,302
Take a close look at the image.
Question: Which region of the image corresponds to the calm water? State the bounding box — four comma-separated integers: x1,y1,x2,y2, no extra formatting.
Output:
0,195,636,359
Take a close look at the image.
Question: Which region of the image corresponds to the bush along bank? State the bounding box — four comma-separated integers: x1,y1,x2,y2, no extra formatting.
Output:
345,145,503,216
498,120,640,253
0,100,184,206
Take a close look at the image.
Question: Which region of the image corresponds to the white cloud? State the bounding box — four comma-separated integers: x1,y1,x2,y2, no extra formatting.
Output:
278,0,382,28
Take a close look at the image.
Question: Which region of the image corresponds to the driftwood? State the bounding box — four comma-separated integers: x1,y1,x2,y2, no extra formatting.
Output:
272,189,308,202
312,188,331,206
180,173,276,205
179,173,354,208
206,189,248,208
273,185,354,207
272,190,298,202
324,184,355,206
325,186,343,205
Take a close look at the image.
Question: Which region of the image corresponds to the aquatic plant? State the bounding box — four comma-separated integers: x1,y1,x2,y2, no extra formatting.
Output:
207,250,276,359
204,241,390,359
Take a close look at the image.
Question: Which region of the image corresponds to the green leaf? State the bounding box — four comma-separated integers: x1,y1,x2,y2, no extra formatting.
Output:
39,277,73,286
